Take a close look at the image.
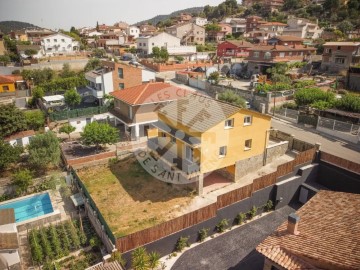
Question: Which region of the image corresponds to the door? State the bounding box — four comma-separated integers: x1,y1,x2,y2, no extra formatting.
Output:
299,187,309,204
185,145,193,162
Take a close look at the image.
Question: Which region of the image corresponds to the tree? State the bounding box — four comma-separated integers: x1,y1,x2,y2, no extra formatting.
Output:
0,140,23,170
208,71,220,85
12,169,33,194
0,104,27,138
59,123,76,139
337,20,354,34
28,132,61,171
84,58,101,72
64,89,81,109
294,87,335,107
0,55,11,66
205,23,221,32
92,48,106,58
59,63,76,78
25,110,45,130
218,90,246,107
152,46,169,63
24,49,38,57
81,122,118,149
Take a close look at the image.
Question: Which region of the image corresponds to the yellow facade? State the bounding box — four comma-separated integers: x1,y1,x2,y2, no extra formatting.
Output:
0,82,15,93
157,108,271,174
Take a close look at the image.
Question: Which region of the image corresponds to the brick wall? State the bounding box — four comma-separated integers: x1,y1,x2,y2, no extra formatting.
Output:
102,61,142,90
140,60,212,72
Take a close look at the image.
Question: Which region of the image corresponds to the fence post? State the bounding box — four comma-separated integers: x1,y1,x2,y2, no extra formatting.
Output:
332,120,336,130
285,108,287,117
350,123,353,133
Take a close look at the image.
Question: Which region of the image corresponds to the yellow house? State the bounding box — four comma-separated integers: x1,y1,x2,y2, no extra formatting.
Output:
0,75,16,93
148,94,271,194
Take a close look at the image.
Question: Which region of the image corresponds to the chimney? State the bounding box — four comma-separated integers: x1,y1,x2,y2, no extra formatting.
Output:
287,213,300,235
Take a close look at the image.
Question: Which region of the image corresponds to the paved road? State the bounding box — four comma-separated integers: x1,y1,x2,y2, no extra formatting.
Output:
271,118,360,161
171,206,295,270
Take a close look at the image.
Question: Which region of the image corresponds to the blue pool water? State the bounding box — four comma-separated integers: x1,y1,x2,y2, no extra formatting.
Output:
0,193,54,223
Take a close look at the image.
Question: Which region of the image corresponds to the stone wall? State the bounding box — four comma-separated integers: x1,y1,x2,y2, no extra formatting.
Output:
270,129,294,150
265,141,289,164
235,153,264,180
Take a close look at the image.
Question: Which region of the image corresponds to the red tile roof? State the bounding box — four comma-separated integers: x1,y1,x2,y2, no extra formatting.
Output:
257,190,360,270
260,22,287,26
271,35,304,42
0,75,23,84
110,82,194,105
248,45,315,51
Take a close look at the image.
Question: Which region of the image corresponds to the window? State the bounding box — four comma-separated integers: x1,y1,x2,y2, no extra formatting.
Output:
152,43,154,45
264,52,271,60
118,68,123,78
61,39,65,42
337,46,341,50
219,146,227,157
244,115,252,125
335,57,345,64
279,52,285,58
289,52,292,56
253,51,260,58
54,39,57,42
244,139,252,150
162,133,167,137
224,118,234,128
16,138,23,147
119,83,125,89
185,145,193,162
47,39,50,42
2,85,9,91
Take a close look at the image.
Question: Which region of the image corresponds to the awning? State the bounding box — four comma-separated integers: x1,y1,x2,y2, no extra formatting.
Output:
70,193,84,207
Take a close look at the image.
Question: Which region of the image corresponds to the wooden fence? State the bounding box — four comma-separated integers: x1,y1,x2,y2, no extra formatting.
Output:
114,147,317,253
320,152,360,174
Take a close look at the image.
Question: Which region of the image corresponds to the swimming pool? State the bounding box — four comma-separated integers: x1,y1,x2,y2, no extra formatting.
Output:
0,193,54,223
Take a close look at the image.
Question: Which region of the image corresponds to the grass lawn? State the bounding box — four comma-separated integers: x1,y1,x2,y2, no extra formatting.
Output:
77,157,196,237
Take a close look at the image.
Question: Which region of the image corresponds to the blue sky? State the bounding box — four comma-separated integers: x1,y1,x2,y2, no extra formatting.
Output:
0,0,225,30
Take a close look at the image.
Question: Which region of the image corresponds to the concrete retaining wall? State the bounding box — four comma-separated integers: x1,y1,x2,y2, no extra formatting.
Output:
265,141,289,164
235,153,264,180
316,126,359,144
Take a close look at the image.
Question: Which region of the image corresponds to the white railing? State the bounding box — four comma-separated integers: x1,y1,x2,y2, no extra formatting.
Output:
318,116,360,135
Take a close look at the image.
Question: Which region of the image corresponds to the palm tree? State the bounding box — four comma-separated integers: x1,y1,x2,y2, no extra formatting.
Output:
148,251,160,270
132,247,149,270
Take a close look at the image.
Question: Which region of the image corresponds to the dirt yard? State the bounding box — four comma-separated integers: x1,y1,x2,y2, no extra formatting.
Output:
77,157,196,237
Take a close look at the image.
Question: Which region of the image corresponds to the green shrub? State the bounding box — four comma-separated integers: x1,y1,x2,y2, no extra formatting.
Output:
248,206,258,219
335,93,360,113
311,100,333,110
175,236,189,252
264,200,274,212
294,87,335,107
293,80,316,89
198,228,209,242
215,218,229,233
256,83,292,92
235,212,246,225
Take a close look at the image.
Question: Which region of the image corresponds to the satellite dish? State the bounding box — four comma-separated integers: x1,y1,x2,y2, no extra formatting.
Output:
206,67,218,77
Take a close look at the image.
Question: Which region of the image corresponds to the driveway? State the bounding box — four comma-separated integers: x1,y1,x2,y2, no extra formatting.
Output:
171,206,296,270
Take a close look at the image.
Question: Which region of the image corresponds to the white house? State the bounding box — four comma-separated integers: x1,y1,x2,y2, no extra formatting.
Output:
192,17,208,27
41,33,80,56
85,68,114,99
69,113,114,133
0,209,21,270
4,130,35,147
41,95,65,109
126,26,140,39
87,31,103,37
283,18,323,39
137,32,181,55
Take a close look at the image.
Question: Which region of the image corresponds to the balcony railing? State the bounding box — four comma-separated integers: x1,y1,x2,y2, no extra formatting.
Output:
148,138,200,175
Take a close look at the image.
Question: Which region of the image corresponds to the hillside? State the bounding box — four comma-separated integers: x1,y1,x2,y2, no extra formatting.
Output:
136,7,204,26
0,21,39,34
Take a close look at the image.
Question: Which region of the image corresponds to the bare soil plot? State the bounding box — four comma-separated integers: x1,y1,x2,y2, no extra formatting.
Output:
77,157,196,237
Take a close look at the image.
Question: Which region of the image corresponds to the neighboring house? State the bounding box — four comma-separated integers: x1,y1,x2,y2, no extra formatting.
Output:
4,130,35,147
243,0,284,11
257,190,360,270
165,23,205,45
219,24,233,36
0,209,21,270
85,60,150,103
245,16,266,33
136,32,181,55
321,42,360,73
149,95,271,194
139,24,157,36
68,113,114,133
267,35,304,46
228,18,247,35
109,82,193,140
217,40,254,58
176,13,193,23
207,23,233,43
96,33,127,50
25,28,55,44
246,44,316,74
16,44,43,59
86,30,103,37
41,33,80,56
10,30,28,42
126,26,140,40
192,17,208,27
244,30,273,43
0,75,26,94
257,22,286,36
283,18,323,39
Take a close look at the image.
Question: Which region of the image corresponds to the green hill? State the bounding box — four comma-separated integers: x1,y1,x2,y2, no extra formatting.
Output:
136,7,204,26
0,21,39,34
